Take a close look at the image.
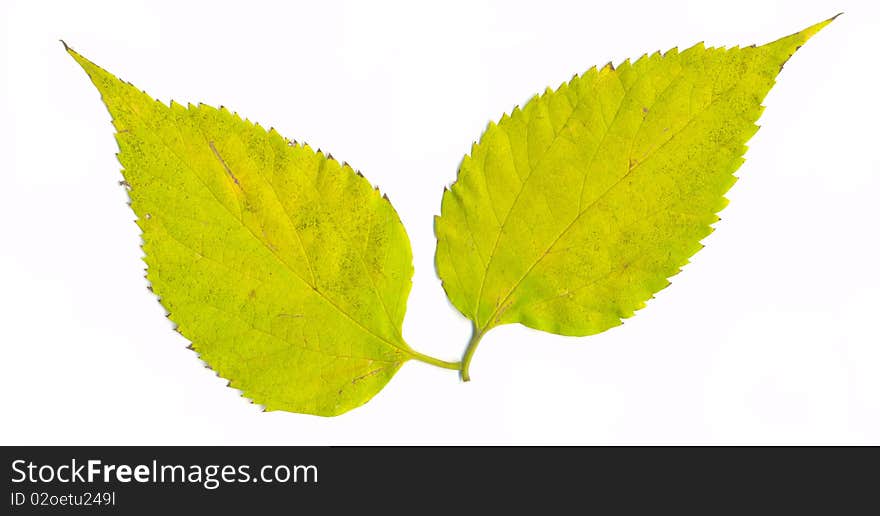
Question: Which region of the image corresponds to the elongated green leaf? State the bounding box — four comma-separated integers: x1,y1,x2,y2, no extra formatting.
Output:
435,19,834,375
67,47,456,416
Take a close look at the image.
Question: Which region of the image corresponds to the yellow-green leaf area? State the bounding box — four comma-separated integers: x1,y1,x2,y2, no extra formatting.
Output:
68,47,431,416
436,19,833,340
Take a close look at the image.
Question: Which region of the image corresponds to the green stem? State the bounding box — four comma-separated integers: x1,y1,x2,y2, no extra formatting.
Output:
460,324,486,382
409,348,462,371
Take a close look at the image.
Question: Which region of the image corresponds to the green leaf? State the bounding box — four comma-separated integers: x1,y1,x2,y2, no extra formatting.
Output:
67,46,459,416
435,18,835,379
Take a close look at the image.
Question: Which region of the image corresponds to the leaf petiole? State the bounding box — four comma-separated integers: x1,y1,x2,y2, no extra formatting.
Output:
460,323,487,382
408,349,462,371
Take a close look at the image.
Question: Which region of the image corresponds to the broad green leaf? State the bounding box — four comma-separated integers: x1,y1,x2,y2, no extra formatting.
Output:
67,46,458,416
435,18,835,378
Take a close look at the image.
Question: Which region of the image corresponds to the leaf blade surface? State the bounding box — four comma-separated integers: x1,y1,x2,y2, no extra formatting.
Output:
435,19,833,337
69,47,418,416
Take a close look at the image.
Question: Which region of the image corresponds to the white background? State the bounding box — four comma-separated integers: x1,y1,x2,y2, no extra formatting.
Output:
1,0,877,444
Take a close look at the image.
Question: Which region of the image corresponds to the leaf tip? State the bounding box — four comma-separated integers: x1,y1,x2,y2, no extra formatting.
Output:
804,13,840,37
775,14,839,50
